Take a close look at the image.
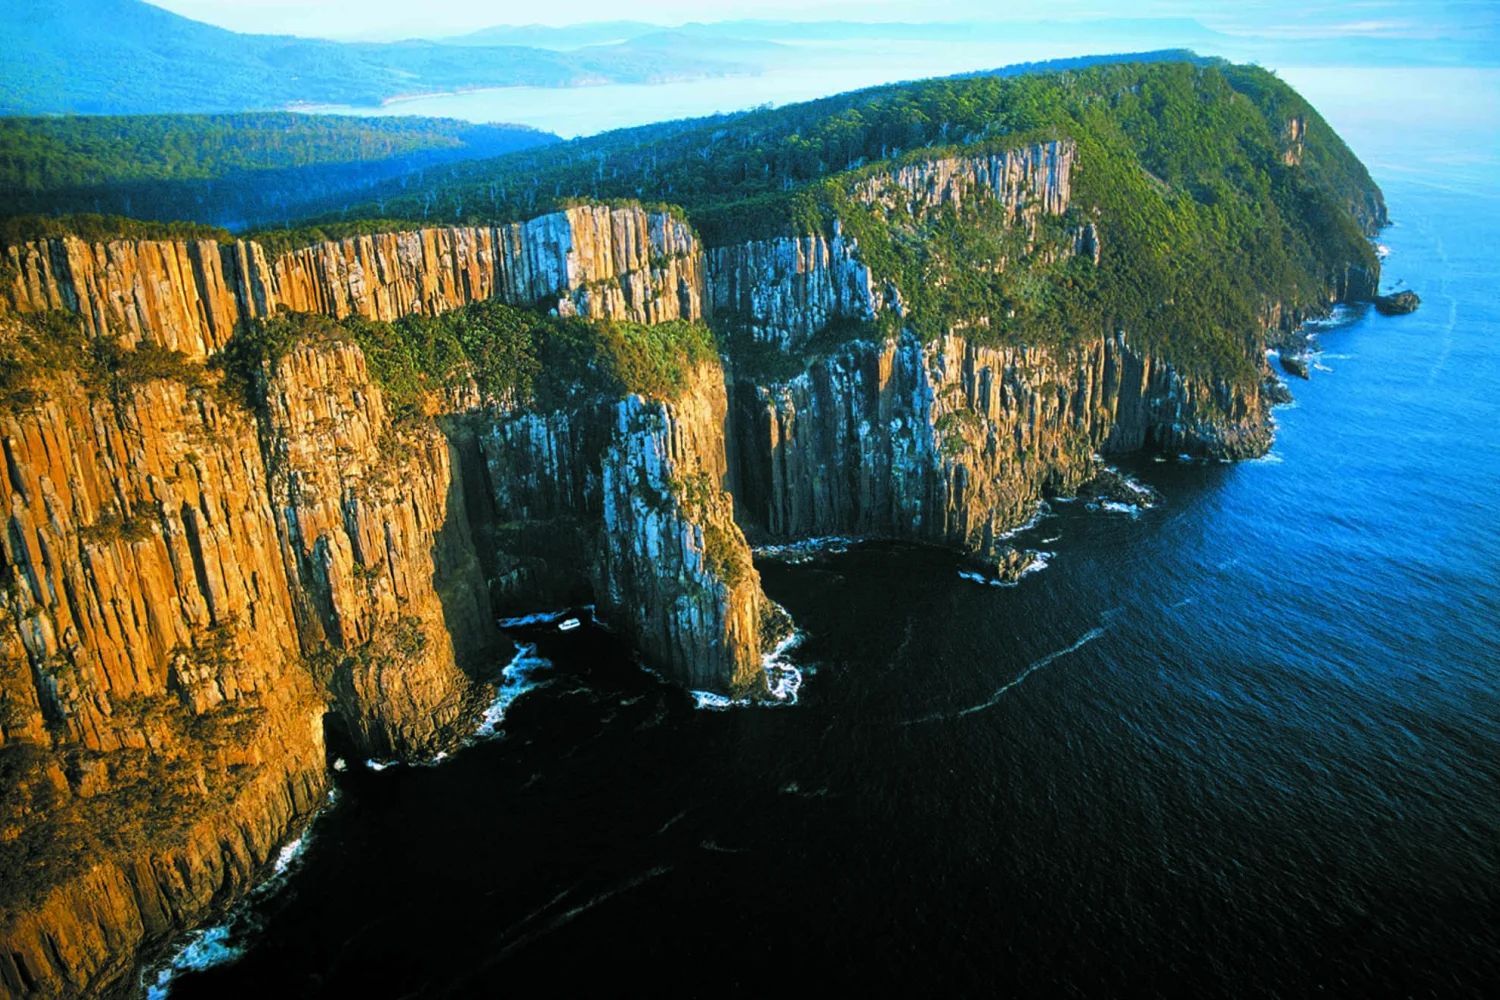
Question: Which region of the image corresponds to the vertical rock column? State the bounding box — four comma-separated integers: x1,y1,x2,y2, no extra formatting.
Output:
738,330,1273,555
0,338,327,1000
595,366,768,695
263,339,498,758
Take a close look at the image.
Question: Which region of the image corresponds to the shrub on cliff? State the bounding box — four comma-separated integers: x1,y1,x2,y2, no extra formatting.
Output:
0,312,96,412
536,318,719,407
213,303,720,421
1,311,214,414
0,213,230,249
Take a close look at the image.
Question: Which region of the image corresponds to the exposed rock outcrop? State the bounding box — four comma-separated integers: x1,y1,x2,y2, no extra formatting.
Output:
0,345,327,999
708,224,886,350
708,141,1078,350
262,340,499,759
596,370,766,695
850,141,1075,222
732,331,1268,554
0,205,704,361
1374,290,1420,315
0,318,766,998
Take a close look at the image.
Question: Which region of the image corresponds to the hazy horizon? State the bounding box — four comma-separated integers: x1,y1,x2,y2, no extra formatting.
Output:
145,0,1497,44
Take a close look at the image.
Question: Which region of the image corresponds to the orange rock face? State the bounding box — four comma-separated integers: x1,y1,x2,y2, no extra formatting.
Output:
1,205,704,361
0,205,764,1000
0,357,329,1000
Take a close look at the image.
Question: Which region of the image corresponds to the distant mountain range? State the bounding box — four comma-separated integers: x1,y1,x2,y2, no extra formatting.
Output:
5,1,1495,118
0,0,767,115
445,18,1227,50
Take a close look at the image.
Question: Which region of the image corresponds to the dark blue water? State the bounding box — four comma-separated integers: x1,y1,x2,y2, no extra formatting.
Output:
161,85,1500,999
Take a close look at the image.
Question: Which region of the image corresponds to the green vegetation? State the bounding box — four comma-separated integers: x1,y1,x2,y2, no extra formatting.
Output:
536,317,718,408
0,310,224,418
0,311,100,412
0,214,231,249
215,303,719,422
78,508,157,545
0,689,286,911
670,471,751,589
308,57,1380,381
0,112,556,230
6,56,1385,387
246,220,431,258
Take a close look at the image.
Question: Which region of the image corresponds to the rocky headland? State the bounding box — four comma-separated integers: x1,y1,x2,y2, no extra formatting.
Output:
0,114,1385,997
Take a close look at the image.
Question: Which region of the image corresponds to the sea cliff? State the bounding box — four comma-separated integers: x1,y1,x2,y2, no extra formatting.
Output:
0,204,762,999
0,124,1380,996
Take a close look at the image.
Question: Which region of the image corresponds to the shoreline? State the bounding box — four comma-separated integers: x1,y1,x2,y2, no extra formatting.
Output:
285,71,764,116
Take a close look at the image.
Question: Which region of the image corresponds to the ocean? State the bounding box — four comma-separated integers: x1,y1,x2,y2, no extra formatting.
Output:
157,68,1500,998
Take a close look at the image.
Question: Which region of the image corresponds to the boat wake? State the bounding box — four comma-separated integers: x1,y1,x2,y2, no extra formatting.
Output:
903,625,1107,725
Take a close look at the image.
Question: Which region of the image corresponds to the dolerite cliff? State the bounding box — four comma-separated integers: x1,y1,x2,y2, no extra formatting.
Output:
0,205,762,999
716,142,1283,558
2,204,703,354
733,331,1268,558
0,130,1380,997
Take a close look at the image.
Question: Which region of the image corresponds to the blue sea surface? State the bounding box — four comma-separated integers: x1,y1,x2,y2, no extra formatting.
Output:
163,70,1500,998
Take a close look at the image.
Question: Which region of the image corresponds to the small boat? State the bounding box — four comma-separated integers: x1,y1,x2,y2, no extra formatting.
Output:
558,618,582,632
1376,243,1391,258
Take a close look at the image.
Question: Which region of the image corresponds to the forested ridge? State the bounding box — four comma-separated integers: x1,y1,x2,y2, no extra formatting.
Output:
2,56,1385,382
290,57,1383,379
0,114,557,233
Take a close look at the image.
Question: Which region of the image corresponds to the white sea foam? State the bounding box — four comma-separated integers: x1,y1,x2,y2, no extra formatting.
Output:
995,501,1051,541
473,643,551,739
953,627,1106,718
781,781,830,798
692,690,740,710
490,867,675,963
360,643,553,772
691,629,804,710
753,536,858,563
271,836,305,877
700,839,748,854
957,551,1053,588
144,790,327,996
146,925,242,999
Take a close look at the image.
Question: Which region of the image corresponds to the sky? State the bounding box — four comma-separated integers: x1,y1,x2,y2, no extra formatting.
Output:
146,0,1496,42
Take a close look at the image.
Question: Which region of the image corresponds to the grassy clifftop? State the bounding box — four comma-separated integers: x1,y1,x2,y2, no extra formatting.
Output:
302,57,1383,379
3,57,1386,382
